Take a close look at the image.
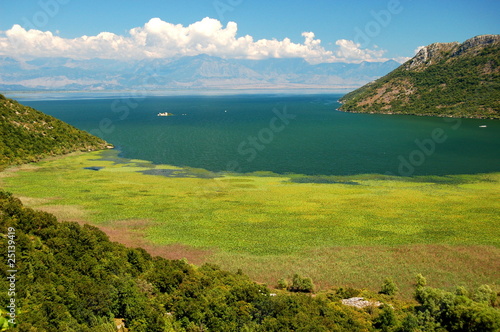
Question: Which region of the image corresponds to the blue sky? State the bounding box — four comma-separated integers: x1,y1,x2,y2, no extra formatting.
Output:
0,0,499,63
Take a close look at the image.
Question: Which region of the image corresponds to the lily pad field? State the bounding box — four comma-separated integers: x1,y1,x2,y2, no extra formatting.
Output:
1,149,499,297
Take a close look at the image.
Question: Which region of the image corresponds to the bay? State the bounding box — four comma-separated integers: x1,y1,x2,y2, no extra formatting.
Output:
23,94,500,176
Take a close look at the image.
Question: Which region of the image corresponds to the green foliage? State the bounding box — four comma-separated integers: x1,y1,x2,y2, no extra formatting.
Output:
380,278,399,296
414,285,500,332
0,94,108,169
290,274,315,293
277,274,315,293
415,274,427,289
277,278,289,290
455,286,469,297
473,284,496,304
333,287,361,300
398,313,420,332
374,305,398,332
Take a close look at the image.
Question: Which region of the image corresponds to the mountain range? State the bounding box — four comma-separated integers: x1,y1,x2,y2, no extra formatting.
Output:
0,55,400,91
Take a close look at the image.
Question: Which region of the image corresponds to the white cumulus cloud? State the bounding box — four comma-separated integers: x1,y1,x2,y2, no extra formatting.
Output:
334,39,387,62
0,17,390,64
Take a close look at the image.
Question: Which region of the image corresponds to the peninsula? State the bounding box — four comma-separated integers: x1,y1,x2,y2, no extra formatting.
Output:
0,93,109,169
339,35,500,119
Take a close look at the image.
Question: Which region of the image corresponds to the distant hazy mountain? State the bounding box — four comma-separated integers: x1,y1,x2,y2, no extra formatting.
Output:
339,35,500,119
0,55,400,91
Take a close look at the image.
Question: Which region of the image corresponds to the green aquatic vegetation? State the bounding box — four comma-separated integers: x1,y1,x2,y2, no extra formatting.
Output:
1,150,499,295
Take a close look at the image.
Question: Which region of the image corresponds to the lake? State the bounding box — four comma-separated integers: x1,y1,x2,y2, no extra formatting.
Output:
21,94,500,176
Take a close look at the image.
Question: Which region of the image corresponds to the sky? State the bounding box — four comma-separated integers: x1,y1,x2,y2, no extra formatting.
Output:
0,0,499,64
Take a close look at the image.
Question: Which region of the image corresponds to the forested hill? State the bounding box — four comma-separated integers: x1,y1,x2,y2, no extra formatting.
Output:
0,93,108,169
339,35,500,119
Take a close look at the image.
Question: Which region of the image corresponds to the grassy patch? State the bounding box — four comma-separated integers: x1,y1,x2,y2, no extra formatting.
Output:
1,150,499,296
211,245,500,295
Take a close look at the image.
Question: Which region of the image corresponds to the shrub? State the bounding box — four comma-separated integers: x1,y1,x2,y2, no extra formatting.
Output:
277,278,289,290
415,273,427,288
380,278,398,296
290,274,315,293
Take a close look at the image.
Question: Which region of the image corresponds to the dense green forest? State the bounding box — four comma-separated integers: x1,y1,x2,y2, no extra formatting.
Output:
1,190,499,331
339,35,500,119
0,93,108,169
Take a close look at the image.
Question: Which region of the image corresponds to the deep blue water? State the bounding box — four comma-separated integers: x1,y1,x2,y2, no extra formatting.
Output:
22,94,500,176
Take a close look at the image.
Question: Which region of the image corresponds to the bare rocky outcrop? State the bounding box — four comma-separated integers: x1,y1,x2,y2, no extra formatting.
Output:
451,34,500,57
341,297,383,309
406,35,500,71
407,42,459,71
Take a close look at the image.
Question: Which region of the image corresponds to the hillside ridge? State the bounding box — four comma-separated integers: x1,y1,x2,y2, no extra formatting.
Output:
339,35,500,119
0,93,109,168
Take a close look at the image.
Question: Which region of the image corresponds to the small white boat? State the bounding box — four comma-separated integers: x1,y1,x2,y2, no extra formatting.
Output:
158,112,173,117
479,125,487,128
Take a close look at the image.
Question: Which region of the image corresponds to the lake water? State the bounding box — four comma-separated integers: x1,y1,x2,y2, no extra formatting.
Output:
22,94,500,176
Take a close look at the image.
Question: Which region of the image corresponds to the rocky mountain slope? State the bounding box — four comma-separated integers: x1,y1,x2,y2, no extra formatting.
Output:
0,94,108,168
339,35,500,119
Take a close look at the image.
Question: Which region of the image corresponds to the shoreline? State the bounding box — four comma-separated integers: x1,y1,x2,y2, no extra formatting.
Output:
7,148,500,182
336,104,500,120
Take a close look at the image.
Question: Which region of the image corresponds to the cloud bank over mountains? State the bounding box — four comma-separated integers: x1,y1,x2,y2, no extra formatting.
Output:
0,17,391,64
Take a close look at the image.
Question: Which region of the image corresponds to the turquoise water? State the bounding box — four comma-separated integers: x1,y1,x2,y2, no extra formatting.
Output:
24,94,500,176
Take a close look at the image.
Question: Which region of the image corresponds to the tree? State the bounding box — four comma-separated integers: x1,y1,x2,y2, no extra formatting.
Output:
374,305,397,332
290,274,315,293
473,285,495,304
398,313,420,332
